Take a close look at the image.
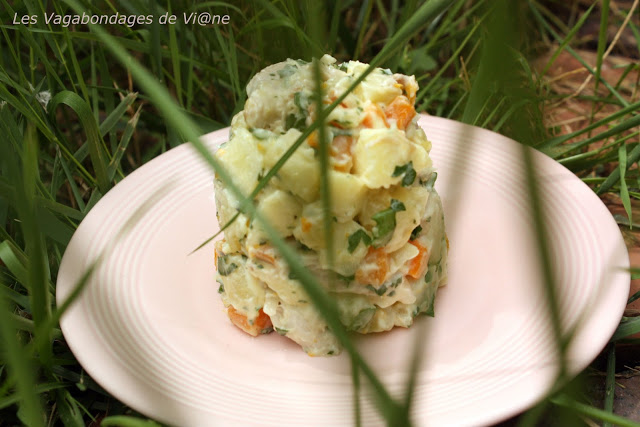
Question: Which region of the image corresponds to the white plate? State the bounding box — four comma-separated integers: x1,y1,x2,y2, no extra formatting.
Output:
57,115,629,426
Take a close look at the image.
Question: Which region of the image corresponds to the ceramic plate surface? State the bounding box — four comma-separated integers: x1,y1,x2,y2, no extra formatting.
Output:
57,115,629,426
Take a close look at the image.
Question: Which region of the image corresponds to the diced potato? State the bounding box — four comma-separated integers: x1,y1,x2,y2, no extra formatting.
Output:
359,69,402,105
328,171,367,222
213,180,248,253
385,186,430,252
215,250,265,322
319,220,370,276
353,128,431,188
263,129,320,202
256,188,302,237
293,201,325,251
215,127,263,199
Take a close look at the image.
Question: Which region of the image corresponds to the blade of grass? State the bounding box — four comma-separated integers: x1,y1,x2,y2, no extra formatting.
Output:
548,114,640,159
539,1,597,77
17,122,53,368
312,58,334,273
101,416,161,427
351,356,362,427
618,145,633,225
611,316,640,341
598,142,640,195
602,343,616,427
0,296,43,426
529,0,629,107
551,394,640,427
107,104,141,181
594,0,611,96
48,91,111,194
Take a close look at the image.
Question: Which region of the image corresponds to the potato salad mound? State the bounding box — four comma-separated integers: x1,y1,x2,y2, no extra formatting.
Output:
214,55,448,356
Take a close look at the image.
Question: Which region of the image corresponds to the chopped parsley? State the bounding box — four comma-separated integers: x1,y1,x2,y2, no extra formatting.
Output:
217,255,238,276
424,268,433,283
337,273,355,284
366,283,387,296
275,327,288,336
217,283,225,294
294,91,308,111
347,229,372,253
372,199,406,240
423,172,438,190
277,64,297,79
392,161,417,186
285,113,306,132
410,225,423,240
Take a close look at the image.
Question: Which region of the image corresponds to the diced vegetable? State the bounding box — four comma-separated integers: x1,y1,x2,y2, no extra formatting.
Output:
372,199,406,240
217,254,238,276
407,240,429,279
347,229,372,253
392,161,417,186
251,245,276,264
384,95,415,130
355,246,389,286
330,135,354,172
362,103,389,128
227,306,273,336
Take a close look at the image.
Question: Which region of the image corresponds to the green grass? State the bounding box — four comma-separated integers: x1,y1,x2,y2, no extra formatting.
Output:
1,0,639,425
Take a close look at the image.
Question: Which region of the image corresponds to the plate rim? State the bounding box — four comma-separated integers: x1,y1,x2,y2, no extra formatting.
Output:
56,114,630,426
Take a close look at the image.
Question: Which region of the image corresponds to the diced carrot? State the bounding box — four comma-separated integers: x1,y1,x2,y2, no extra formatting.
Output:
227,306,273,337
385,96,415,131
214,240,225,269
330,135,354,172
362,103,389,128
251,245,276,264
407,240,429,279
356,246,389,286
394,75,418,104
307,130,318,148
301,217,312,233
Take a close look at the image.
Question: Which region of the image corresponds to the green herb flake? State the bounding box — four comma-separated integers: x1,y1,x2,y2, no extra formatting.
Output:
218,255,238,276
390,199,406,212
217,283,225,293
347,229,372,253
338,63,348,72
410,225,423,240
275,327,288,336
337,273,355,283
424,172,438,190
424,268,433,283
372,199,406,239
294,91,307,111
285,113,306,132
366,284,387,296
277,64,297,79
392,161,417,186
